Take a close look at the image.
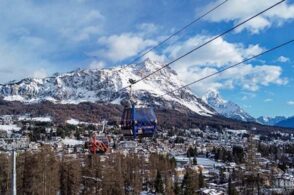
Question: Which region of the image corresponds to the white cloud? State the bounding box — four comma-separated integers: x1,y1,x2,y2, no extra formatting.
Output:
95,33,157,62
88,60,105,70
60,10,104,42
142,51,167,62
277,56,290,63
179,63,287,95
288,101,294,105
242,44,265,57
243,104,252,108
0,40,55,83
234,16,271,34
137,23,159,35
163,35,287,95
264,98,273,102
241,92,256,101
166,36,245,68
32,69,48,79
0,1,104,43
238,65,287,91
0,1,105,83
202,0,294,34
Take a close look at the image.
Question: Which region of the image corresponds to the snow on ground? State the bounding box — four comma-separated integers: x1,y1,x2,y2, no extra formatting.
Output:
163,94,214,116
3,95,25,101
43,96,57,102
0,124,21,132
226,129,247,134
111,97,123,105
66,118,102,126
197,157,220,166
202,189,223,195
66,118,80,125
62,138,84,146
0,124,21,137
175,156,224,168
18,115,52,122
31,117,52,122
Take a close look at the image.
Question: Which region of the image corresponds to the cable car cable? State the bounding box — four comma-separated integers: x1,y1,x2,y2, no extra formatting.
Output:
118,0,285,92
107,0,228,103
159,38,294,97
123,0,229,68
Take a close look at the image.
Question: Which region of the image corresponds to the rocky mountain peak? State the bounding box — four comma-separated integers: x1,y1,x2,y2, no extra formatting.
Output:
202,90,255,122
0,60,215,116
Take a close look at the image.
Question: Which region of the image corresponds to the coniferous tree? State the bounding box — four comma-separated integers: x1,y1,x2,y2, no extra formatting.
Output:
228,176,238,195
154,170,164,194
199,170,204,188
192,156,197,165
60,156,81,195
164,173,175,195
187,146,197,158
0,153,10,194
19,146,60,194
181,169,199,195
173,179,181,195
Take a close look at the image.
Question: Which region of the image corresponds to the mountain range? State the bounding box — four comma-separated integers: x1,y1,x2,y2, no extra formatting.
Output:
275,116,294,128
256,116,287,126
0,59,215,116
202,90,255,122
0,58,292,128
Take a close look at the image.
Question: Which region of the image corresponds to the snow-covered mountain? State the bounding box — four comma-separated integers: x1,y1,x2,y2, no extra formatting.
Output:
256,116,287,126
202,90,255,122
0,58,215,116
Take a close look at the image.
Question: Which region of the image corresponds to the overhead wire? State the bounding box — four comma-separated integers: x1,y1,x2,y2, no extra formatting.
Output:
124,0,229,67
159,38,294,97
118,0,285,92
108,0,229,103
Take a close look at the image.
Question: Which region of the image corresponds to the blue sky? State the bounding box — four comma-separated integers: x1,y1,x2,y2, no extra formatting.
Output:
0,0,294,117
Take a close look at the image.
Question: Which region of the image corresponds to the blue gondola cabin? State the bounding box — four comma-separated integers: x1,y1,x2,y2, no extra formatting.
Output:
121,105,157,138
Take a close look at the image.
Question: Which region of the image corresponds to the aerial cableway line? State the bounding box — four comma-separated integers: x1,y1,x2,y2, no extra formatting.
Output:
117,1,229,138
118,0,285,139
160,39,294,97
118,0,285,92
124,0,229,67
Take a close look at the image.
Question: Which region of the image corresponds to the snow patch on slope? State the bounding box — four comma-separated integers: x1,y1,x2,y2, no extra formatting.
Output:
18,115,52,122
66,119,80,125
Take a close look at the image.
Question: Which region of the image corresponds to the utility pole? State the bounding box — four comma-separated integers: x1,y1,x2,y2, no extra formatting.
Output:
0,138,29,195
11,149,16,195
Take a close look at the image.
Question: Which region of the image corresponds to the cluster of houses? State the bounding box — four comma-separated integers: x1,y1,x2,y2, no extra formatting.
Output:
0,114,294,194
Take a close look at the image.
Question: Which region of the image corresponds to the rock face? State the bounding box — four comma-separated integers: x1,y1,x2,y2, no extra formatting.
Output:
0,58,215,116
202,90,255,122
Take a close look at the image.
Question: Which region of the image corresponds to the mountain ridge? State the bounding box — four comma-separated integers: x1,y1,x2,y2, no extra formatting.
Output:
2,59,287,124
275,116,294,128
202,90,255,122
0,58,215,116
256,116,287,126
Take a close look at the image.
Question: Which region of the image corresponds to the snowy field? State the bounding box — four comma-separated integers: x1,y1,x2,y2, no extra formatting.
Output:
62,138,84,146
18,115,52,122
175,155,224,168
